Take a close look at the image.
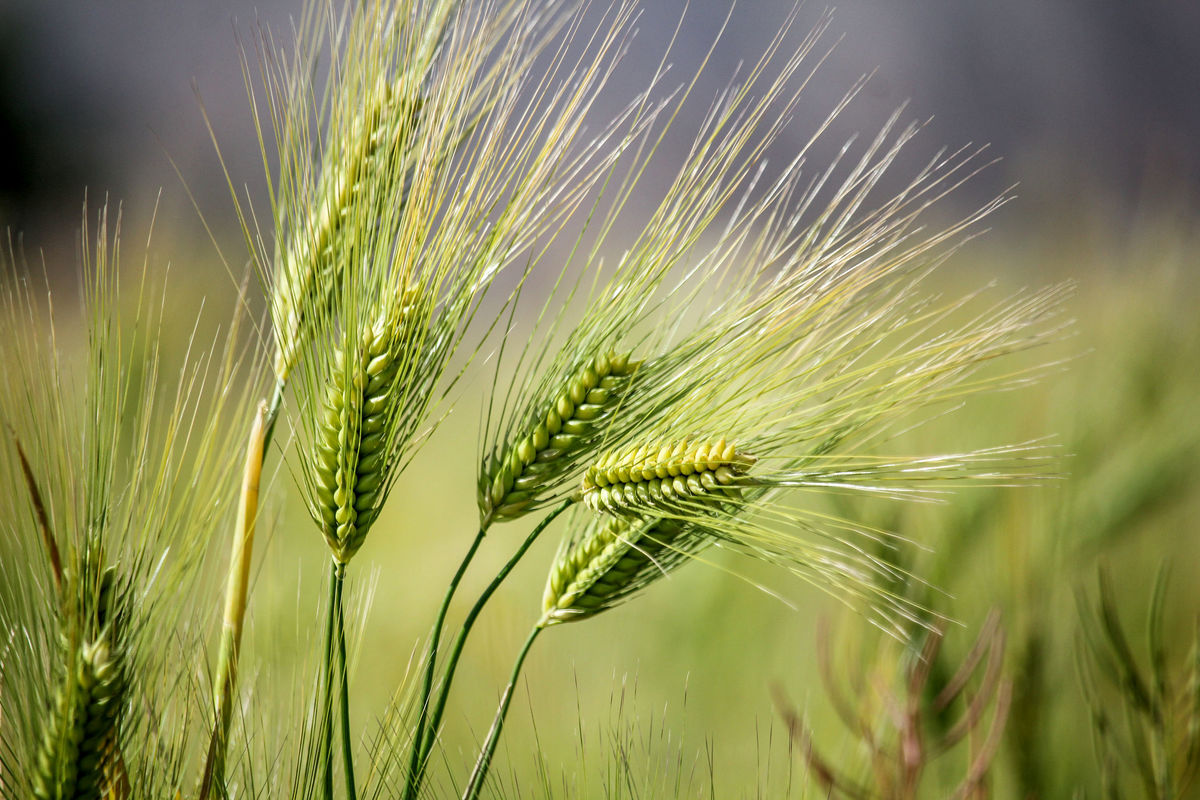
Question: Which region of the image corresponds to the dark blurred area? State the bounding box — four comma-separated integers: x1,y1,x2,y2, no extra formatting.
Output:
1,0,1197,272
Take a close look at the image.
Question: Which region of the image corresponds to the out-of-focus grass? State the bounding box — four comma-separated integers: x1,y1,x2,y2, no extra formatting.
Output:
4,204,1198,798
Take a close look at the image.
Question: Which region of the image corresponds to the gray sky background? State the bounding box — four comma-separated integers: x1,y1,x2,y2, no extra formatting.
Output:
1,0,1197,272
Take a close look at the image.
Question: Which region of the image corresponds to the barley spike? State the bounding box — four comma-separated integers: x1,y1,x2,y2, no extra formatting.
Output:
480,350,638,525
312,296,414,562
273,78,422,380
581,438,756,517
542,515,696,625
33,570,126,800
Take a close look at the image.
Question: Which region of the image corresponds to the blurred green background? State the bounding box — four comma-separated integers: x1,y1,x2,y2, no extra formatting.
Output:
2,1,1199,797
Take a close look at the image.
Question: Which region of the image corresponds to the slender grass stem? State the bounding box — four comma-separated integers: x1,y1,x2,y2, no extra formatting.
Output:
407,499,572,797
462,624,544,800
199,400,268,799
320,559,339,800
405,527,488,796
262,378,286,454
334,560,357,800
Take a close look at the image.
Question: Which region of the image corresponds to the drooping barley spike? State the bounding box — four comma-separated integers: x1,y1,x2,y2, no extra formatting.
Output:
311,293,416,562
272,78,423,381
581,438,757,517
480,350,639,526
542,514,700,625
33,569,127,800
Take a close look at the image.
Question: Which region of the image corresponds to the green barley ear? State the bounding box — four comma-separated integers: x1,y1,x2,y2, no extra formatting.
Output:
478,10,847,530
541,513,696,626
270,74,424,383
282,0,650,542
480,350,640,526
33,639,125,800
310,290,417,562
33,566,128,800
230,1,460,387
581,437,757,517
2,202,267,796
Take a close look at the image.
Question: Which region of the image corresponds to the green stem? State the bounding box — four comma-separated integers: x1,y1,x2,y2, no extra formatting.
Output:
198,401,268,799
334,561,358,800
461,624,544,800
408,499,572,796
320,559,338,800
262,378,286,454
405,527,488,797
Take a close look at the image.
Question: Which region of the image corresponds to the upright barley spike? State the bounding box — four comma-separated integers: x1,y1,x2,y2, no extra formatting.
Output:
306,290,418,797
33,567,127,800
480,350,639,526
272,78,423,382
312,293,415,563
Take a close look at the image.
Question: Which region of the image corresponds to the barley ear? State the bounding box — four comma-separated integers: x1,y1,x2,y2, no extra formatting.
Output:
272,77,423,382
480,350,639,526
542,515,693,625
33,569,127,800
311,294,415,562
581,437,756,517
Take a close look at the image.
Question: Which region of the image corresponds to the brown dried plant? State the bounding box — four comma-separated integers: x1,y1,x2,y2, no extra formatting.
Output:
774,612,1012,800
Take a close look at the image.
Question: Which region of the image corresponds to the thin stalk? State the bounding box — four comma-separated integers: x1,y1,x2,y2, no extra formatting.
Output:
262,378,286,453
405,527,488,794
334,560,358,800
199,400,268,798
320,559,339,800
462,624,544,800
407,499,572,797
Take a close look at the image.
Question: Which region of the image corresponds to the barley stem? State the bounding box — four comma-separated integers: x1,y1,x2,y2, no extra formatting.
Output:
319,559,339,800
461,624,544,800
405,527,487,796
408,499,572,797
334,560,357,800
200,400,267,798
262,377,286,454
